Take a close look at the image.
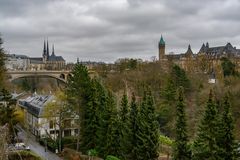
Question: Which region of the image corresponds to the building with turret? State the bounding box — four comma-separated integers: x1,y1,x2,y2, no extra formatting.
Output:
158,35,166,60
158,36,240,73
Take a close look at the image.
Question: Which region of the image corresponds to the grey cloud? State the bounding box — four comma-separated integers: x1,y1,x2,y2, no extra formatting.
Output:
1,0,240,62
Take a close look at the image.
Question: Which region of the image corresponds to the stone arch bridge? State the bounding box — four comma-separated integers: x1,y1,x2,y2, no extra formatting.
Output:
6,70,72,83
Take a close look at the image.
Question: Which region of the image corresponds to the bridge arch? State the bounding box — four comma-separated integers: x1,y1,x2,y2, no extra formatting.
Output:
59,73,66,80
6,70,72,84
9,74,67,83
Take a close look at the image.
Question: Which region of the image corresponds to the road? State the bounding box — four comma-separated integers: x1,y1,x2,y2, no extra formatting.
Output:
17,127,62,160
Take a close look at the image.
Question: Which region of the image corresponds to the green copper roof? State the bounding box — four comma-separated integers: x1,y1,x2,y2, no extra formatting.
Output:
159,35,165,45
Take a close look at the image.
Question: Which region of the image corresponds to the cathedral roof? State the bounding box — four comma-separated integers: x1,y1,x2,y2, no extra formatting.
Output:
48,55,65,61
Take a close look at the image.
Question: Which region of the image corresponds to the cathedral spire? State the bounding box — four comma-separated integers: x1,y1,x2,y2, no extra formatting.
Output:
43,39,47,56
46,39,49,59
52,44,55,56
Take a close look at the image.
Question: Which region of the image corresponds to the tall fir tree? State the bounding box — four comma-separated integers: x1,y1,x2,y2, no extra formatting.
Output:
192,90,220,160
173,87,191,160
65,63,92,151
171,65,191,91
135,90,160,160
119,92,131,159
104,91,120,158
0,88,17,142
129,93,139,160
95,82,109,157
217,96,235,160
80,79,101,152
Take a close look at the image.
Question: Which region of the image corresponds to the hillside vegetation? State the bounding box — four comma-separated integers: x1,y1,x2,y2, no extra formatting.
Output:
94,59,240,140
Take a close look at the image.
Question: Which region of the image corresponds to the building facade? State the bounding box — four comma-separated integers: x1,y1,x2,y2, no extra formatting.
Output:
5,54,30,71
5,40,66,71
158,36,240,73
29,40,65,70
18,94,78,139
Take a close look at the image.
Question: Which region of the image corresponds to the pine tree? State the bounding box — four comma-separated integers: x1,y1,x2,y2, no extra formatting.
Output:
129,93,139,160
135,90,160,160
65,63,92,151
163,78,176,102
119,92,131,159
104,91,120,158
0,88,17,142
95,83,109,157
173,87,191,160
171,65,190,91
192,90,220,160
217,96,235,160
80,79,101,152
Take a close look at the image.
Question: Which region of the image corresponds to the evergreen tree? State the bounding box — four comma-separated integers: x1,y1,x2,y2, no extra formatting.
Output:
135,90,160,160
95,87,109,157
80,79,101,152
0,88,17,142
104,91,120,158
129,93,139,160
192,90,220,160
217,96,235,160
163,78,176,102
173,87,191,160
119,92,131,159
65,63,92,151
171,65,191,91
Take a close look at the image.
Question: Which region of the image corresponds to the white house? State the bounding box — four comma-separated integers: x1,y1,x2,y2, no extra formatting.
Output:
18,94,78,139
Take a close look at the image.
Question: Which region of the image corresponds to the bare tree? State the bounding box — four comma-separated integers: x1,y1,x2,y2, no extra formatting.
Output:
0,124,9,160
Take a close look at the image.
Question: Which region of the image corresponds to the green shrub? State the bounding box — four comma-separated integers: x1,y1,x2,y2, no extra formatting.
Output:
159,134,173,146
88,148,98,156
105,155,120,160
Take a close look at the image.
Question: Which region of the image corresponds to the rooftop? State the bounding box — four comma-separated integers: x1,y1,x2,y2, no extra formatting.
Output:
18,94,54,117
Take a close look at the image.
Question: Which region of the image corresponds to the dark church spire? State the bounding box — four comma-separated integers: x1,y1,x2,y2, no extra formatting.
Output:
43,40,47,56
52,44,55,56
46,39,49,58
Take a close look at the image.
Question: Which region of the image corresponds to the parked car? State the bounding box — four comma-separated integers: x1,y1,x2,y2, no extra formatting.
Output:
15,143,30,151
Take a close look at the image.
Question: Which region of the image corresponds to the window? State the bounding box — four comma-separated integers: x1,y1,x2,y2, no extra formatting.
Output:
49,120,54,129
64,130,71,137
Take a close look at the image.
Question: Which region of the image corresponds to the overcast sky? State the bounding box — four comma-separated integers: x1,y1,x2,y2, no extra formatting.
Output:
1,0,240,63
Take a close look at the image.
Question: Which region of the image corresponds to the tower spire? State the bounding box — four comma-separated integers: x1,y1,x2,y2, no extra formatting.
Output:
46,39,49,59
158,35,165,61
185,44,193,55
43,39,46,56
52,44,55,56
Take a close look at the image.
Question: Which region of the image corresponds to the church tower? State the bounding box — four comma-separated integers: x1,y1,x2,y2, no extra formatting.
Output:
43,40,47,63
158,35,165,61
